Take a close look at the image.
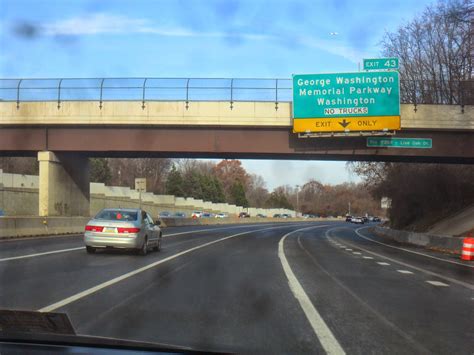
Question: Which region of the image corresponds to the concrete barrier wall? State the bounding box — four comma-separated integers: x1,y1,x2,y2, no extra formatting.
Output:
0,170,296,218
374,226,464,253
0,217,90,239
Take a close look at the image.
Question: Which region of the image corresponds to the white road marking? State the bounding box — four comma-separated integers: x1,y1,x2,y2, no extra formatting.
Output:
339,246,346,248
328,228,474,291
345,248,353,251
162,223,269,238
0,223,301,262
397,270,413,274
279,226,345,355
363,256,374,259
426,281,449,287
39,224,313,313
352,252,362,255
377,262,390,266
0,247,84,262
355,227,473,268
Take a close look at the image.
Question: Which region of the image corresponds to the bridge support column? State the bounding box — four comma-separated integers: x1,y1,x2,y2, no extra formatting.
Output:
38,151,90,217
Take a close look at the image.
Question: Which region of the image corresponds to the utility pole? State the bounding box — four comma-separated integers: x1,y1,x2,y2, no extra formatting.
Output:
348,201,351,215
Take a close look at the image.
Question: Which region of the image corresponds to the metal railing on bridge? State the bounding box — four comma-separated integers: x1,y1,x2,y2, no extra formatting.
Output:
0,78,472,109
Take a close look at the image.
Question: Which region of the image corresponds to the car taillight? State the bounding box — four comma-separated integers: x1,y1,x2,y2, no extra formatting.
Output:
85,225,104,232
117,227,140,234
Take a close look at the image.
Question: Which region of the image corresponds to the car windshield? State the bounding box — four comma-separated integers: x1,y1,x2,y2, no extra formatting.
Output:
1,0,473,354
94,210,138,221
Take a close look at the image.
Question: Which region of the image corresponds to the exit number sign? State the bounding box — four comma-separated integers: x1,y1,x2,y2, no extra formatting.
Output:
363,58,399,71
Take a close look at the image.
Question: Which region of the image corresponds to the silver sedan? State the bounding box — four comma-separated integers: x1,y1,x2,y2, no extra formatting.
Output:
84,208,162,255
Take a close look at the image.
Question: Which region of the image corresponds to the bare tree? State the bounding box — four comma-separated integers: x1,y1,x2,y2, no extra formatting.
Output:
382,0,472,104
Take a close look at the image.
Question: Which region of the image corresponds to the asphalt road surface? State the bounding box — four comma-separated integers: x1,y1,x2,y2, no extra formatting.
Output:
1,222,473,354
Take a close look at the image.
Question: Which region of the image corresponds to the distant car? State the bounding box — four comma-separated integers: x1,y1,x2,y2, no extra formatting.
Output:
352,217,364,224
281,214,291,218
273,214,281,218
256,213,267,218
84,208,162,255
345,215,352,222
201,213,212,218
239,212,250,218
362,216,369,223
215,213,228,218
373,216,381,222
173,212,186,218
191,211,202,218
159,211,171,218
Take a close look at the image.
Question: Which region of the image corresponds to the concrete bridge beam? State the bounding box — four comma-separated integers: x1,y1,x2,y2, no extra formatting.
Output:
38,151,90,216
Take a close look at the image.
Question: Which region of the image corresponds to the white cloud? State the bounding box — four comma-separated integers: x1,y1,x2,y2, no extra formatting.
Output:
42,13,273,41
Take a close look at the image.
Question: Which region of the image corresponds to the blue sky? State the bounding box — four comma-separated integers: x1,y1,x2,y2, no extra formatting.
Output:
1,0,434,189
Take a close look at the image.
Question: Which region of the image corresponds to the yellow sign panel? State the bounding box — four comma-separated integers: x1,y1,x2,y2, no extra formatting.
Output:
293,116,400,133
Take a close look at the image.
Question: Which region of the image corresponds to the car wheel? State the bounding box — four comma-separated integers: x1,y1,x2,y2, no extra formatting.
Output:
139,238,148,256
86,246,96,254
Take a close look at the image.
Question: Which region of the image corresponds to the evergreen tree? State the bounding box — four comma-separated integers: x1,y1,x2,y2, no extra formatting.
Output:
165,165,184,197
230,181,249,207
90,158,112,185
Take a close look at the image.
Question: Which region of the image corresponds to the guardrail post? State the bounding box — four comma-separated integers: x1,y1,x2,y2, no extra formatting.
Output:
185,78,190,110
16,79,23,110
57,79,63,110
459,81,464,114
275,79,279,111
230,78,234,110
99,78,105,110
142,78,148,110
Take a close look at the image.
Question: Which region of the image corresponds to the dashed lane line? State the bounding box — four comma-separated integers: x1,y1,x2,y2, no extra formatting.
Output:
278,225,345,355
327,228,474,291
296,234,430,354
397,270,414,274
39,223,315,313
426,281,449,287
355,227,474,269
363,256,374,259
377,262,390,266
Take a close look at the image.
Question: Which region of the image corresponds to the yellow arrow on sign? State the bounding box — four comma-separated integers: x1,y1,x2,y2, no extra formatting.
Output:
293,116,401,133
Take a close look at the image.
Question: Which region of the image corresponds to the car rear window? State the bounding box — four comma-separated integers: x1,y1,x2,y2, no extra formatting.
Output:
95,210,138,221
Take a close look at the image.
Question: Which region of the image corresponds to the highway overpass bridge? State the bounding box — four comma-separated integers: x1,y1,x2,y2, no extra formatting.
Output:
0,78,472,216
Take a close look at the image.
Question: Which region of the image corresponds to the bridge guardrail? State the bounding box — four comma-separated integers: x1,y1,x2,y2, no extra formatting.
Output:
0,78,472,109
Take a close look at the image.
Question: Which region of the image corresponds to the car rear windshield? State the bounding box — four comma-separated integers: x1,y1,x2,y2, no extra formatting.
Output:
95,210,138,221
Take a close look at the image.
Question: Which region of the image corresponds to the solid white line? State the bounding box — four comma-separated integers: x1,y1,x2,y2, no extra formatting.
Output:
162,223,266,238
426,281,449,287
0,223,299,263
328,228,474,291
38,224,309,313
355,227,473,268
397,270,413,274
0,247,84,262
377,262,390,266
278,226,345,355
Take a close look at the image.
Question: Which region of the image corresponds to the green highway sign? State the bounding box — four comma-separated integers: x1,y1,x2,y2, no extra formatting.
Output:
363,58,399,71
367,137,432,149
292,71,400,132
